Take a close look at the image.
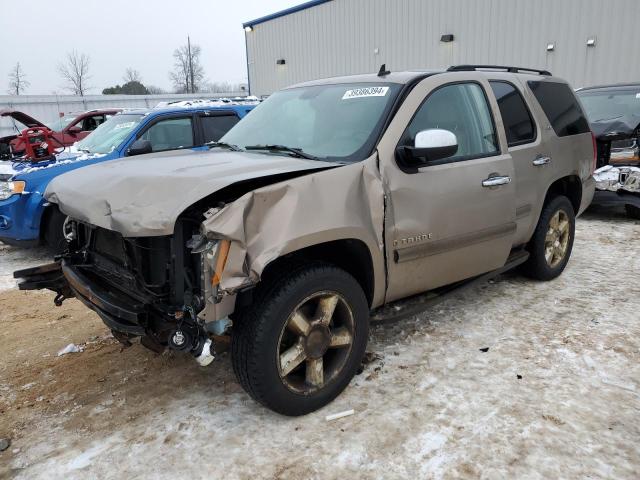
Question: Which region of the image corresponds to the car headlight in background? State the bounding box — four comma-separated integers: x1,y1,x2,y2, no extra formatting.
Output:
610,138,640,165
0,180,26,200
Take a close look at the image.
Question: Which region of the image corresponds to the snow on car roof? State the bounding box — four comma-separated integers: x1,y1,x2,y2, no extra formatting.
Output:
114,98,260,116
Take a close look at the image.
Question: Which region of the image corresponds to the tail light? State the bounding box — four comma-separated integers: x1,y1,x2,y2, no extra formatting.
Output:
591,132,597,174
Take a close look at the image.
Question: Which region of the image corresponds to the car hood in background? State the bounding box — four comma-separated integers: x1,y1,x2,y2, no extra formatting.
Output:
0,109,47,129
45,149,339,237
590,115,640,141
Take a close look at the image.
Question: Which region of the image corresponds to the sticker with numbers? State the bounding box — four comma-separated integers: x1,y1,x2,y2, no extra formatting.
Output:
342,86,389,100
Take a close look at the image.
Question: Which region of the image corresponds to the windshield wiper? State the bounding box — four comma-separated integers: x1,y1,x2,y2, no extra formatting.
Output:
206,141,242,151
244,144,318,160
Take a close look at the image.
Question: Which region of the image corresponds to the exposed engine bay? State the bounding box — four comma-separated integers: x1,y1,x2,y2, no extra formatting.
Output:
17,217,222,365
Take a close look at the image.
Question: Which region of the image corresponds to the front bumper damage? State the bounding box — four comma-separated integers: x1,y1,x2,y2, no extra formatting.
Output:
592,165,640,208
593,165,640,193
14,256,215,365
15,155,386,364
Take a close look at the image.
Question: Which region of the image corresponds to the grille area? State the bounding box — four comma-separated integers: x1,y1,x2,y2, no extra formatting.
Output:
93,228,127,265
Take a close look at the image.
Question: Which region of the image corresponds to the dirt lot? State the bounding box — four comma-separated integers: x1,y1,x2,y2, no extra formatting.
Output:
1,207,639,479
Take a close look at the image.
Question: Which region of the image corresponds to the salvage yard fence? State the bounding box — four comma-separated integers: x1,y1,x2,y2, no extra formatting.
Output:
0,92,247,137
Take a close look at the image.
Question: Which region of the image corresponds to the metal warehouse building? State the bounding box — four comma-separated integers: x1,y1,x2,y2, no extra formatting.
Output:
243,0,640,96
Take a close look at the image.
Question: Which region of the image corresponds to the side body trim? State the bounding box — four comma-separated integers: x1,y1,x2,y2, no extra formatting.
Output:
394,222,517,263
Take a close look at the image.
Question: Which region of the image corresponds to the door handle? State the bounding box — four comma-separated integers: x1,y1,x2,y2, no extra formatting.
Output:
533,156,551,166
482,175,511,187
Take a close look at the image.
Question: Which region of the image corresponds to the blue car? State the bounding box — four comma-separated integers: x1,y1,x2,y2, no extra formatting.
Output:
0,101,256,250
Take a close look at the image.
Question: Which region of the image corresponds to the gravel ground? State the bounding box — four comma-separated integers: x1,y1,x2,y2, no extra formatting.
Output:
0,207,638,479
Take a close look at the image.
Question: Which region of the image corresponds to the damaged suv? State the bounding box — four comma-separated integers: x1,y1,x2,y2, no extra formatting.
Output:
16,65,595,415
576,83,640,218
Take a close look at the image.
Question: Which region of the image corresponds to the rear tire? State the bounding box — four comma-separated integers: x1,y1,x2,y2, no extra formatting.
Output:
43,206,67,253
231,262,369,416
522,195,575,281
625,204,640,220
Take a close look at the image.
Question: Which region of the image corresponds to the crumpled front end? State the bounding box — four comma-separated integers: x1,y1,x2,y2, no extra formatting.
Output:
593,165,640,193
196,156,387,322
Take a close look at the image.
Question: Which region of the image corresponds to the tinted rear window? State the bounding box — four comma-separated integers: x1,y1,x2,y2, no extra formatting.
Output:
490,81,536,146
528,81,590,137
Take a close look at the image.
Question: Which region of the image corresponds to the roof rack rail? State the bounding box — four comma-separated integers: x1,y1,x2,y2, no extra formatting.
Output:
447,65,552,76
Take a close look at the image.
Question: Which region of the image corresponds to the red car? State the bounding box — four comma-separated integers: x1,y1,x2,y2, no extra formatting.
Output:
0,108,121,159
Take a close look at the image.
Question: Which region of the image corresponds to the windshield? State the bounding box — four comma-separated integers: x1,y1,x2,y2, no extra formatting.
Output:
221,83,402,161
47,115,76,131
75,114,144,154
577,89,640,122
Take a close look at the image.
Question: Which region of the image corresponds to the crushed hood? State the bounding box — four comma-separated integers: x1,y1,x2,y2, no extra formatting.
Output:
590,115,640,141
0,109,46,129
45,149,339,237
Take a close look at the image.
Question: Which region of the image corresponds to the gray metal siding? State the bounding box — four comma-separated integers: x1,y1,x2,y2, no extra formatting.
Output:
246,0,640,96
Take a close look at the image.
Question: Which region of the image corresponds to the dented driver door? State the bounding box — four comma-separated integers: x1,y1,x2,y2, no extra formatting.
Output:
378,73,517,303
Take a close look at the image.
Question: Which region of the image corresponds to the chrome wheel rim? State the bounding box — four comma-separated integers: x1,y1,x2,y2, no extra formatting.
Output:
276,291,355,394
544,210,570,268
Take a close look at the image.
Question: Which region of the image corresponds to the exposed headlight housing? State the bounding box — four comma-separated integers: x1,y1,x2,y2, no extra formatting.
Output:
63,216,76,242
610,139,639,165
0,180,26,201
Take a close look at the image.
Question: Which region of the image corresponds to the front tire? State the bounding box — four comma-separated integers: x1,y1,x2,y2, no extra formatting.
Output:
231,262,369,416
523,195,575,281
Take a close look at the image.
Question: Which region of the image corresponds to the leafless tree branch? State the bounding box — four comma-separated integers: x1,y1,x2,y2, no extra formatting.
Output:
123,68,142,84
7,62,30,95
169,42,205,93
57,50,91,96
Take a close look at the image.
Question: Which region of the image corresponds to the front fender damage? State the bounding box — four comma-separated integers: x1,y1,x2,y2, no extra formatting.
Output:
198,156,386,319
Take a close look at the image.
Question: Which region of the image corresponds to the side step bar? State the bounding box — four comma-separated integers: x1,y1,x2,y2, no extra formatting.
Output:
370,249,530,324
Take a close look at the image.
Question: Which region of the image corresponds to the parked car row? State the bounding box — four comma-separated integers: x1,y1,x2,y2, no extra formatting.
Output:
0,109,120,160
0,100,257,249
14,65,599,415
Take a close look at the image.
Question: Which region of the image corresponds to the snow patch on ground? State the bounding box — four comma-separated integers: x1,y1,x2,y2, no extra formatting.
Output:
1,207,639,479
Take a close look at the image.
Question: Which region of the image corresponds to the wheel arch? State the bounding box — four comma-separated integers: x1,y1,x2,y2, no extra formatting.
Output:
241,238,380,310
543,175,582,214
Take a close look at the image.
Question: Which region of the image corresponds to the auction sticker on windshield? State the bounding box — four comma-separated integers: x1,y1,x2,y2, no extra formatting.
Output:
114,122,137,130
342,86,389,100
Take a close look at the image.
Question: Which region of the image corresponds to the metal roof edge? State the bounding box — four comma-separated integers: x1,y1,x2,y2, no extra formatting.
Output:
243,0,333,28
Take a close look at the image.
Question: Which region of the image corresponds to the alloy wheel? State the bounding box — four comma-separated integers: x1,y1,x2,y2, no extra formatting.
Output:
276,291,355,394
544,210,571,268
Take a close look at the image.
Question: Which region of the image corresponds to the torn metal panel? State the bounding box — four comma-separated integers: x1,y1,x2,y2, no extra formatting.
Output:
200,155,387,307
44,149,336,237
594,165,640,193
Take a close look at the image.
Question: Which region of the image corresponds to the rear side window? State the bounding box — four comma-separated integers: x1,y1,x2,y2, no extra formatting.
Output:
528,81,590,137
201,114,240,143
490,81,535,146
140,117,194,152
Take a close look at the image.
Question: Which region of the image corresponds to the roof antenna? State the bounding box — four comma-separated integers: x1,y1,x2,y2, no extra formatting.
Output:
377,63,391,77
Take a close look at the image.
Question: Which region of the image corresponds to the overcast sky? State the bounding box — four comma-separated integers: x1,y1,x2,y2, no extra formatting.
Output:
0,0,301,95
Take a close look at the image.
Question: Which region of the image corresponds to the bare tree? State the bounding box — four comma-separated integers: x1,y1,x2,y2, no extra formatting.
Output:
169,38,205,93
57,50,91,96
123,67,142,84
7,62,30,95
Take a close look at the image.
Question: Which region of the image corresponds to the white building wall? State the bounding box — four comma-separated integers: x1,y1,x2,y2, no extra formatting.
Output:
245,0,640,96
